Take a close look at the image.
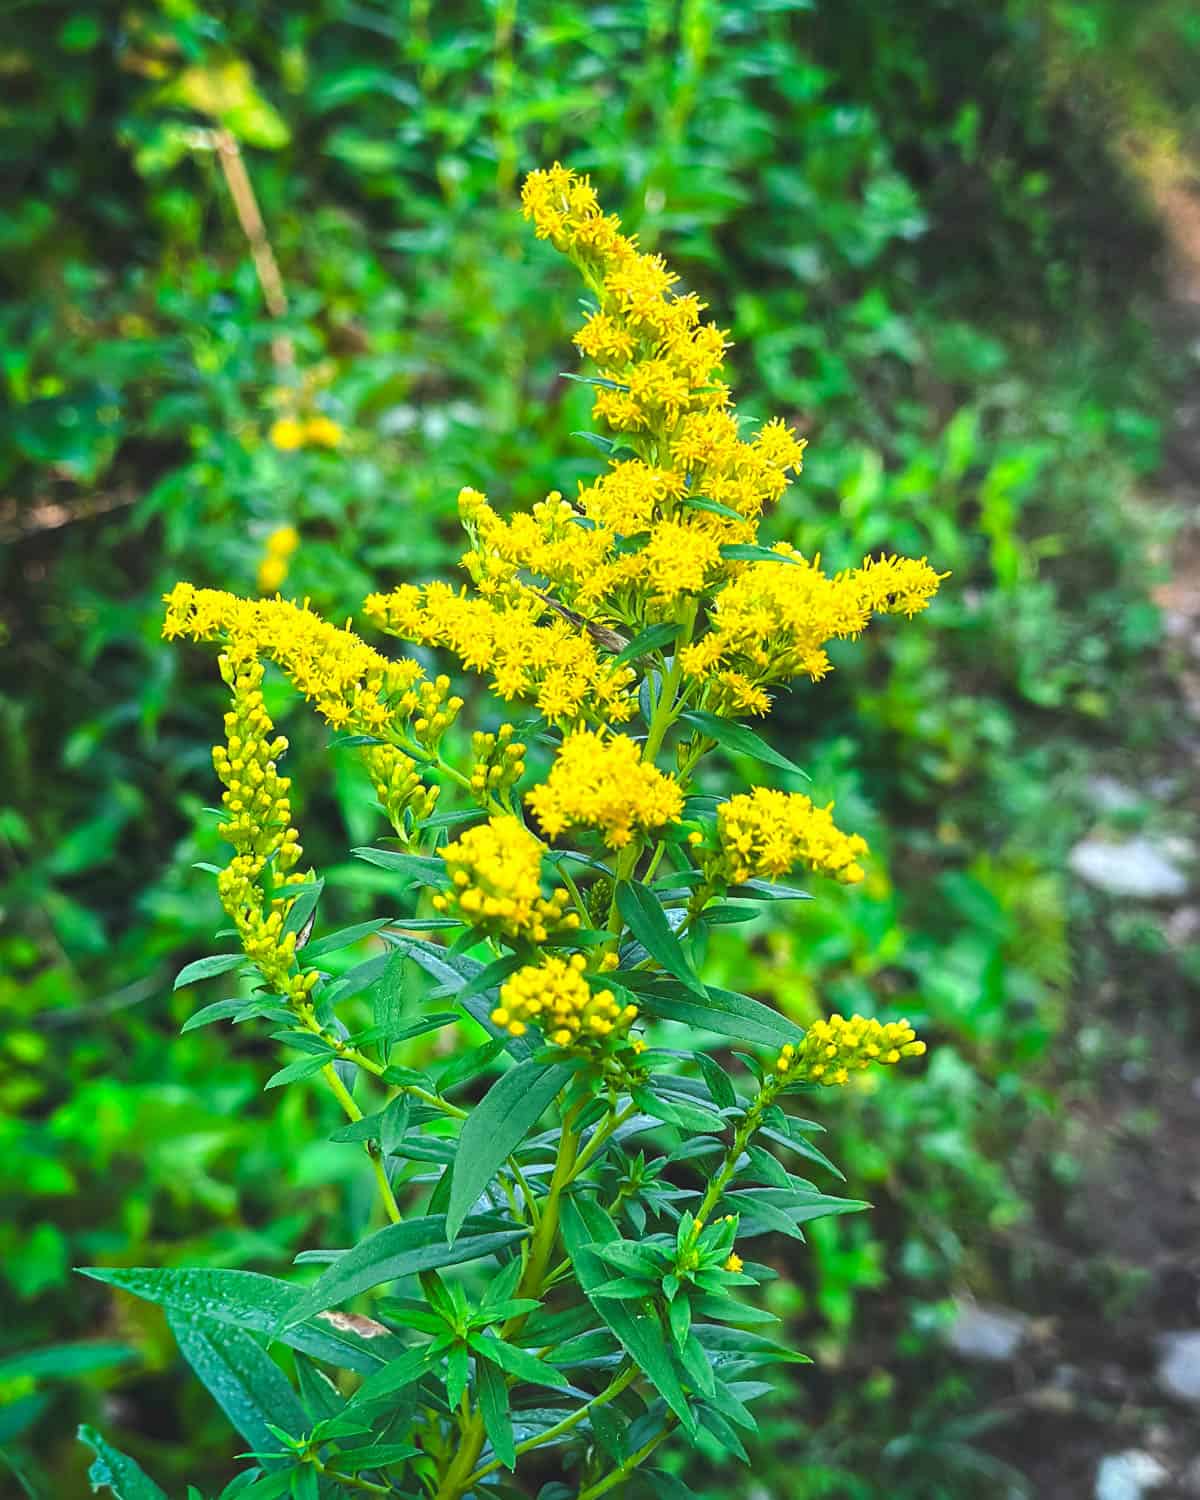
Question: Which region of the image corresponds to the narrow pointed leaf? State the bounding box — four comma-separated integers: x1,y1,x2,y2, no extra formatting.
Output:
167,1310,307,1465
446,1059,572,1242
615,881,705,998
679,709,808,779
279,1217,529,1332
78,1425,168,1500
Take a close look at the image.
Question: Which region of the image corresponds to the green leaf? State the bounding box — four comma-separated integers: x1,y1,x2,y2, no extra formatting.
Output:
321,951,392,1008
344,1344,436,1408
621,975,799,1049
694,1054,737,1111
167,1310,307,1464
351,847,452,889
679,710,808,779
0,1344,135,1383
446,1059,572,1242
279,1217,530,1332
468,1332,568,1388
301,919,390,961
264,1054,333,1090
718,543,803,566
729,879,812,901
380,1093,411,1157
389,938,533,1059
615,881,705,998
610,622,681,666
560,372,630,392
476,1356,516,1470
180,998,250,1033
681,495,746,522
174,954,244,989
77,1267,400,1374
631,1085,724,1134
79,1425,168,1500
282,879,324,939
559,1196,695,1436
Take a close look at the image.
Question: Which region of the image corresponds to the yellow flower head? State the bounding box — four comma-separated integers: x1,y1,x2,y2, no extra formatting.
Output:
431,815,577,943
714,788,868,886
724,1252,744,1274
269,416,306,452
775,1015,926,1087
491,953,638,1048
304,414,344,449
526,729,684,849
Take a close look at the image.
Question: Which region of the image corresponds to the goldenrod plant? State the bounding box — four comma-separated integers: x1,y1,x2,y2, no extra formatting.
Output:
82,167,938,1500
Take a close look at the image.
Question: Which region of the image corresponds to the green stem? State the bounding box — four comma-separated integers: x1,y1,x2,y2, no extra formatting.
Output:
321,1063,402,1225
308,1453,394,1494
434,1109,583,1500
690,1077,779,1239
570,1099,639,1181
463,1364,639,1488
577,1423,673,1499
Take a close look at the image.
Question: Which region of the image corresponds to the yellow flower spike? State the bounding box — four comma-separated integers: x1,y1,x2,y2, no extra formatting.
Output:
724,1253,743,1274
526,729,684,850
774,1015,927,1088
209,657,312,1006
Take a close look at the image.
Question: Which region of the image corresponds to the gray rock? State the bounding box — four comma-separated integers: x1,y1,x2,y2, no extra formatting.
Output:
1157,1331,1200,1404
943,1300,1029,1363
1086,776,1143,814
1068,836,1190,900
1095,1452,1169,1500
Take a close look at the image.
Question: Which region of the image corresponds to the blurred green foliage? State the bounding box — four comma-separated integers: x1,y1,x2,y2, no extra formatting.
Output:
1,1,1194,1495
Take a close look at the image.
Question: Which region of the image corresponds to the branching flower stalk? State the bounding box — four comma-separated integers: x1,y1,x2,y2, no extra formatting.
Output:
132,165,945,1500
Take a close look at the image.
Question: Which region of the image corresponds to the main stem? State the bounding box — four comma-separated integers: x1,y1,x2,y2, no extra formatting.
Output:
433,1110,582,1500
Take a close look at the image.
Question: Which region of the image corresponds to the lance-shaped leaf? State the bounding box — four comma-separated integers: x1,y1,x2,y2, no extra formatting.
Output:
167,1309,307,1465
389,936,534,1059
476,1354,516,1470
173,953,245,989
446,1058,573,1242
278,1216,529,1333
615,881,705,998
78,1266,401,1374
78,1425,168,1500
619,974,800,1050
559,1195,696,1435
679,709,809,779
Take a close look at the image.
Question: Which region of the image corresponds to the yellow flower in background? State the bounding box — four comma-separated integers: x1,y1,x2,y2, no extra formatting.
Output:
774,1015,926,1087
256,525,301,595
526,729,683,849
269,415,305,451
715,787,869,885
268,414,344,451
304,414,343,448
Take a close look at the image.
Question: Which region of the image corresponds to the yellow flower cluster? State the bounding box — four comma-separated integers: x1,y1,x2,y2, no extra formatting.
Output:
470,724,527,805
526,730,684,849
364,577,636,727
775,1015,926,1087
431,816,577,943
681,546,947,709
162,583,455,836
210,656,315,1005
257,524,300,595
714,788,869,886
491,953,638,1047
269,414,344,451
